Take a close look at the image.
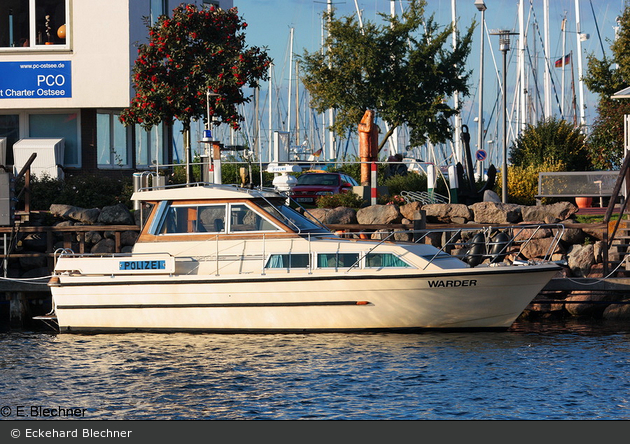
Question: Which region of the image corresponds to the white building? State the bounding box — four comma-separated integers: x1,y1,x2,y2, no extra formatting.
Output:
0,0,231,176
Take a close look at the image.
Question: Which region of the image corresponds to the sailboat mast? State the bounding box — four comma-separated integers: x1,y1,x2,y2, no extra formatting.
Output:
268,63,273,162
561,15,567,118
390,0,398,156
575,0,587,129
327,0,335,160
518,0,526,132
452,0,462,165
543,0,551,118
287,27,294,135
296,60,300,147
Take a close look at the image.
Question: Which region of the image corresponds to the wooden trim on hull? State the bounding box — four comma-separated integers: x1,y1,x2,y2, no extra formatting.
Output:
56,301,372,310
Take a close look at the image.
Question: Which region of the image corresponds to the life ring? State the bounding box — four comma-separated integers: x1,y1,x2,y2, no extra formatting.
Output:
487,231,510,264
464,232,486,267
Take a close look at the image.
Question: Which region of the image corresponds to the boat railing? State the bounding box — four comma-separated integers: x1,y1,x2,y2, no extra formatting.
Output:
51,223,565,277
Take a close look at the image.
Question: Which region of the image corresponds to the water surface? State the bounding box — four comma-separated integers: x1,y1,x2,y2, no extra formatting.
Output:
1,319,629,420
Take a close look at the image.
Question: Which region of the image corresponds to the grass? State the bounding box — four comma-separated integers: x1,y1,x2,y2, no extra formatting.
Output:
575,213,629,224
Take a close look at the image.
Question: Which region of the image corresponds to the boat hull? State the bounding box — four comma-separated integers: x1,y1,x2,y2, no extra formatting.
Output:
50,265,558,333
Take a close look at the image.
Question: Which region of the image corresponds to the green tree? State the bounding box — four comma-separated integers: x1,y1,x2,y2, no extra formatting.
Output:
509,117,590,171
583,3,630,168
120,4,271,178
299,0,475,151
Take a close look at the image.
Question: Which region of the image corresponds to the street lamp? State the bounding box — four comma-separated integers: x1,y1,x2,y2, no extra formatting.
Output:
490,29,517,203
474,0,486,183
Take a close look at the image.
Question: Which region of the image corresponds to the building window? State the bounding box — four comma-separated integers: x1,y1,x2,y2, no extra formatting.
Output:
150,0,167,25
0,0,69,49
29,112,79,167
97,111,129,168
136,123,165,169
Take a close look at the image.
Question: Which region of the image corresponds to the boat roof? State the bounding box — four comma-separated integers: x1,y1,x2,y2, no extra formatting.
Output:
131,183,283,202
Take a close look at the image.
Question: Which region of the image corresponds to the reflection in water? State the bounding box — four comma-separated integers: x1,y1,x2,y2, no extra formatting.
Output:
2,319,630,420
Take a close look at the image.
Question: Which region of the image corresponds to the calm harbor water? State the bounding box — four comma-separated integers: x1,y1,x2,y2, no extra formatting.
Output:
1,319,630,420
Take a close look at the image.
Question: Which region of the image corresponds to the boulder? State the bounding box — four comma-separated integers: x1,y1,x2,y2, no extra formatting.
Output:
121,230,139,247
469,202,522,224
324,207,358,225
356,204,402,225
567,243,595,277
304,208,329,224
603,302,630,320
557,220,586,245
20,233,47,252
399,202,423,221
513,224,554,242
423,204,473,224
519,237,563,260
303,207,357,225
50,204,100,224
564,292,611,318
483,190,502,203
520,202,578,223
90,238,116,254
97,203,135,225
84,231,103,245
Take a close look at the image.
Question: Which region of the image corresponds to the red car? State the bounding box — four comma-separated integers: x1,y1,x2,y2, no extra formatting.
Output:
290,172,359,205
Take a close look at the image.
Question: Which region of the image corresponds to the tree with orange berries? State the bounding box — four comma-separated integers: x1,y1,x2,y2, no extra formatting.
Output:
120,4,271,179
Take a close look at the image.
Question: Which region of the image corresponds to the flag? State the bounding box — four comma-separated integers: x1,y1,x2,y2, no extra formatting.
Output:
555,54,571,68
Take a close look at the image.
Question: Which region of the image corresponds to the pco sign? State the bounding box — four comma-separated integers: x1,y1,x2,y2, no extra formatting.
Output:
0,61,72,99
37,74,66,87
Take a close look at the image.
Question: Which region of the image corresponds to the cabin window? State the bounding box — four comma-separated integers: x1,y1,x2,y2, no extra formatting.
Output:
257,200,329,234
152,203,283,235
317,253,359,269
156,204,226,235
365,253,411,268
265,254,310,269
229,204,281,233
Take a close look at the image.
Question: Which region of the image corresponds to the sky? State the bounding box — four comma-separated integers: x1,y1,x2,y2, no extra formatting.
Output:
220,0,627,164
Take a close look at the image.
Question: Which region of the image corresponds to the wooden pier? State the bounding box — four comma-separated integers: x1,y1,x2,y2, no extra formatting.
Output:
0,224,140,331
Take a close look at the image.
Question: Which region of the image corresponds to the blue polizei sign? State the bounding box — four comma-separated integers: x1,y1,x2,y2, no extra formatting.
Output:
0,61,71,99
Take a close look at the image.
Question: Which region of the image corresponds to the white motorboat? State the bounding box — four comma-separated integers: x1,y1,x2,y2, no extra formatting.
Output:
47,183,560,333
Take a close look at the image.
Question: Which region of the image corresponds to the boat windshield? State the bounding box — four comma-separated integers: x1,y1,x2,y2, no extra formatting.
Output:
257,200,330,234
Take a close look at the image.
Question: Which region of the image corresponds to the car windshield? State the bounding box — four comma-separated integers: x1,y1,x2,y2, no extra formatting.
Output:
297,174,339,186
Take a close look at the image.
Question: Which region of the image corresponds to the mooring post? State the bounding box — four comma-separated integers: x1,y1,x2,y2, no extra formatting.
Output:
9,292,27,329
413,210,426,242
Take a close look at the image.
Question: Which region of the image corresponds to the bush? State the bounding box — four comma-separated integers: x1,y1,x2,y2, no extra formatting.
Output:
316,192,365,209
509,117,590,171
383,172,426,196
22,174,134,211
495,160,566,205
